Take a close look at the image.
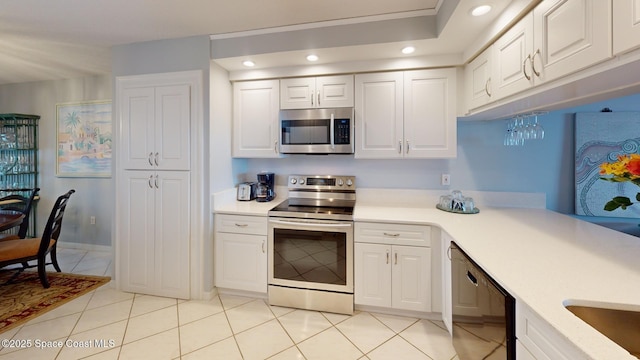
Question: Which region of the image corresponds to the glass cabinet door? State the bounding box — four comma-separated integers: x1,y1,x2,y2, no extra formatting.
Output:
0,114,39,237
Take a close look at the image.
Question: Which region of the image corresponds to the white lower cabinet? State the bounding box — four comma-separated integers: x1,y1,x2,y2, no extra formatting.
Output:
354,222,432,312
516,301,585,359
517,339,537,360
214,214,268,293
118,170,190,299
441,231,453,334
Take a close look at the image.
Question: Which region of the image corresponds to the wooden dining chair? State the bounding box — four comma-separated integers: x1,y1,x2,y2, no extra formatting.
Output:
0,187,40,241
0,189,75,288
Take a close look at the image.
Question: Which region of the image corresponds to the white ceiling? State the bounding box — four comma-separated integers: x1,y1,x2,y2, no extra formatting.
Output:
0,0,512,85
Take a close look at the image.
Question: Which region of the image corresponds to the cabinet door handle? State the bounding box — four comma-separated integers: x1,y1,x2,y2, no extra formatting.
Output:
398,140,402,154
317,91,320,107
447,244,452,261
394,252,398,265
148,152,154,166
485,78,492,97
311,91,314,106
154,152,159,166
531,49,541,77
383,232,400,237
274,141,279,154
523,54,532,81
155,174,159,188
262,240,266,253
406,140,410,154
148,175,154,189
386,250,390,264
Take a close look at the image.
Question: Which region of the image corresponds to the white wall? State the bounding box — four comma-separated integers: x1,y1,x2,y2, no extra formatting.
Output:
210,62,247,193
0,74,113,248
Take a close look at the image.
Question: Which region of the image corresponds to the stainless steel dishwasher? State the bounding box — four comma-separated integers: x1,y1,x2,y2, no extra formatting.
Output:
451,242,516,359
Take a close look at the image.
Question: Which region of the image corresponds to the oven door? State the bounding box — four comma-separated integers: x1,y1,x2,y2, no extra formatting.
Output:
268,217,353,293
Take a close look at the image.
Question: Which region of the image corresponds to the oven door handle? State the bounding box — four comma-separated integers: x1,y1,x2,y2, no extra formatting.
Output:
269,219,352,228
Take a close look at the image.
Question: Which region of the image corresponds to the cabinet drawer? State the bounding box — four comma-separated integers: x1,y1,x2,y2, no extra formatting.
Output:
355,222,431,247
216,214,267,235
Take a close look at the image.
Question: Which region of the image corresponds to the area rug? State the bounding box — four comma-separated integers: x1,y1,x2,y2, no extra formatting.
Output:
0,271,111,333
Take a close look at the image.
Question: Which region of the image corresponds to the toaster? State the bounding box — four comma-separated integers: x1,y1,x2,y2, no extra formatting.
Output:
237,182,256,201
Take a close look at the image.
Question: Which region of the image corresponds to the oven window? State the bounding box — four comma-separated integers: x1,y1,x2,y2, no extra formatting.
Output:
281,119,330,145
273,228,347,285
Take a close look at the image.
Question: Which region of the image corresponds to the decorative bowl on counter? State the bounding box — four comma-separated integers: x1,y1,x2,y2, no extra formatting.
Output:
437,190,479,214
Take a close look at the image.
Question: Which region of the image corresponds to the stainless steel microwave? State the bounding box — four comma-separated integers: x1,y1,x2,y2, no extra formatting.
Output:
279,108,354,154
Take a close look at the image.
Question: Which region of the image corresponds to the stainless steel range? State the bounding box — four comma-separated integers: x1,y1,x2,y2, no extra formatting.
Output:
268,175,355,315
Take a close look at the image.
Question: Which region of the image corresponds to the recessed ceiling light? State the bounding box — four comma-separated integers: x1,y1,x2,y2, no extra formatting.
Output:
306,54,319,62
471,5,492,16
242,60,255,67
402,46,415,55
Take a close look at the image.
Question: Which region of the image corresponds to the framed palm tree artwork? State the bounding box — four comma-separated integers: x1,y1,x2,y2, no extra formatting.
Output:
56,100,112,177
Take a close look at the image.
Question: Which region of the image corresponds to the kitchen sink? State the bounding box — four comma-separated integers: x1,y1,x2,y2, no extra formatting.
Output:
565,304,640,358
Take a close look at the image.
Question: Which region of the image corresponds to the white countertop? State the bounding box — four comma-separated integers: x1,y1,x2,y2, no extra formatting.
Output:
212,187,286,216
213,187,640,359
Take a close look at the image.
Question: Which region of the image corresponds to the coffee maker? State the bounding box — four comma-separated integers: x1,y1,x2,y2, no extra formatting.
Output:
256,172,276,202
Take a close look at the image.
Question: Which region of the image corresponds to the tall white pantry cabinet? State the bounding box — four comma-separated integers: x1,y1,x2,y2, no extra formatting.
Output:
115,71,203,299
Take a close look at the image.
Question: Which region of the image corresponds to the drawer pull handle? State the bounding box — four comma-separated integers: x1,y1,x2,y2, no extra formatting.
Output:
383,232,400,237
235,223,248,227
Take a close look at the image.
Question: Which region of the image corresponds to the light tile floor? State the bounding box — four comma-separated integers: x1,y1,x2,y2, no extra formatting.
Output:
0,248,459,360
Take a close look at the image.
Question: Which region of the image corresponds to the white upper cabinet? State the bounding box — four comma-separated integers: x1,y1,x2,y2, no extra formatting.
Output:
465,46,494,110
280,75,354,109
492,13,535,100
533,0,612,83
121,84,191,170
403,69,457,158
492,0,612,101
354,72,404,158
233,80,280,158
613,0,640,55
355,69,456,159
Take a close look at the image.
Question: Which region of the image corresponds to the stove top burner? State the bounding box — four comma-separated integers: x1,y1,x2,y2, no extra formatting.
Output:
269,175,356,221
268,200,354,221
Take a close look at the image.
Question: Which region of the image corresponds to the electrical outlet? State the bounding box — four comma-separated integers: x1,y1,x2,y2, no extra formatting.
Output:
90,216,96,225
441,174,451,186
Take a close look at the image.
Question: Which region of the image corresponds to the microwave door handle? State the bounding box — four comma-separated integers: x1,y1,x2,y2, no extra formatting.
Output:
330,113,335,150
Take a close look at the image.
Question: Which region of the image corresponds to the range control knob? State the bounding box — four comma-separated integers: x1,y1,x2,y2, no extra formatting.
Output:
346,179,353,186
299,178,305,185
290,178,297,185
337,178,344,186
